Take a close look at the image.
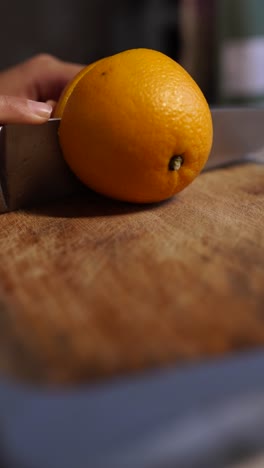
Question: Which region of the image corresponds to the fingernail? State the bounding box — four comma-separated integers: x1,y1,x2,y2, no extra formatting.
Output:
27,100,52,118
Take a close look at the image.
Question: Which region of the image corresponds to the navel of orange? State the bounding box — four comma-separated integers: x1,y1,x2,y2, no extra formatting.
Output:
55,48,213,203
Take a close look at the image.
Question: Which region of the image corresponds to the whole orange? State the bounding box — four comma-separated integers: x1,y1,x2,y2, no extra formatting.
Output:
55,48,213,203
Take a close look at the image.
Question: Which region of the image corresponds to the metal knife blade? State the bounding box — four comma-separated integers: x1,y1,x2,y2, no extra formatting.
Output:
0,108,264,214
0,118,81,214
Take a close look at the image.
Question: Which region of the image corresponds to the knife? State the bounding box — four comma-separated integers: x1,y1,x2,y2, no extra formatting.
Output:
0,119,80,214
0,107,264,214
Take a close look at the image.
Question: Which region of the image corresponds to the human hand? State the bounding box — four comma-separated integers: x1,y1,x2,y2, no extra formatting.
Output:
0,54,84,124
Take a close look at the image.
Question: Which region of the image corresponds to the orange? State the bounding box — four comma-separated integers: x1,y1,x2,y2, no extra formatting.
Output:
54,58,102,117
55,48,213,203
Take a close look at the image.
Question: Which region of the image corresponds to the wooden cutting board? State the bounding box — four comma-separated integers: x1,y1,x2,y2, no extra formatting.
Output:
0,164,263,385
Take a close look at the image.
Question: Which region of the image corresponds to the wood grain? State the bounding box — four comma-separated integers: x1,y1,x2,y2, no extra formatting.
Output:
0,164,263,385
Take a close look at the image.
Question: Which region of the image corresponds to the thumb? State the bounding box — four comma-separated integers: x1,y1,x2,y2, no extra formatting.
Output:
0,95,52,124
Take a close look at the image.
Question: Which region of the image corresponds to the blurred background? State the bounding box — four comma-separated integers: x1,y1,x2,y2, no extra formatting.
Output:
1,0,264,105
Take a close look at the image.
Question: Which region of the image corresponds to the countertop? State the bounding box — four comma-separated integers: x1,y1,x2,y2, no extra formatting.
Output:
0,163,263,384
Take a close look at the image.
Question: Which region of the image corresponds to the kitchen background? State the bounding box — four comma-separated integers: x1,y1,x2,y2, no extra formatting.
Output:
1,0,264,105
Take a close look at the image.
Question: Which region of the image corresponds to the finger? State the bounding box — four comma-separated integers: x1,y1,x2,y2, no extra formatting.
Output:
46,100,58,118
0,95,52,124
46,99,57,109
27,54,85,102
0,55,84,103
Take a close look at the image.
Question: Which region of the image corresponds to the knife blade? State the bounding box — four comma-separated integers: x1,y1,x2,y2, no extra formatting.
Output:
0,119,81,214
0,108,263,214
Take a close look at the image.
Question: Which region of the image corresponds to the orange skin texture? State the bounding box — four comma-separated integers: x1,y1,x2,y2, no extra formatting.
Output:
55,48,213,204
54,58,102,118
